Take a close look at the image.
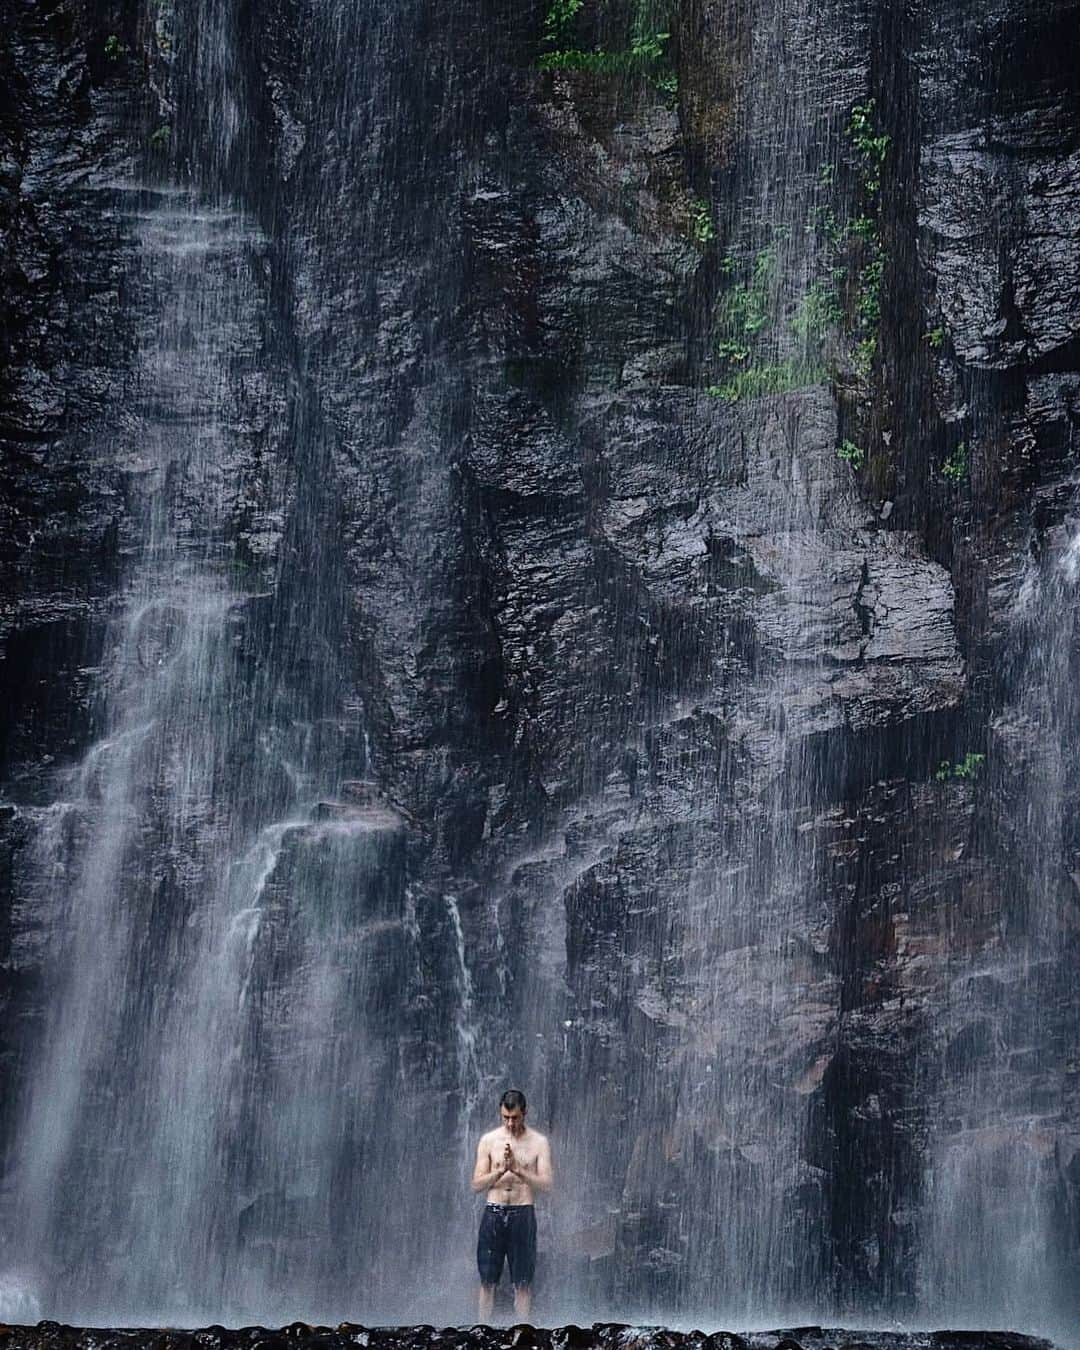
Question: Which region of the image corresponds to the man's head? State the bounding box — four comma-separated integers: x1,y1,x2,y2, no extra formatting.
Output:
500,1088,527,1136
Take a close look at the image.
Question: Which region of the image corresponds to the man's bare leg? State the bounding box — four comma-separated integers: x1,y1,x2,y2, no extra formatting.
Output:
478,1283,496,1321
513,1284,531,1321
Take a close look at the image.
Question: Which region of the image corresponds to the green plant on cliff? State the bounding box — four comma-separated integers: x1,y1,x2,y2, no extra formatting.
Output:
630,28,669,62
847,99,890,195
924,325,946,351
941,441,968,482
104,34,127,61
707,238,838,402
856,255,884,327
705,101,892,405
543,0,584,47
655,70,679,101
631,0,669,54
708,257,770,390
716,337,750,363
539,39,670,74
538,0,673,84
837,99,889,382
707,361,825,403
836,439,866,470
791,277,843,343
853,335,877,379
935,752,985,782
715,245,774,341
688,195,716,245
538,48,628,72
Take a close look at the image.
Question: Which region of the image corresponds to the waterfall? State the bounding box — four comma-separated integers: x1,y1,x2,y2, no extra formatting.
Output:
0,22,409,1322
920,509,1080,1337
2,177,421,1322
497,0,885,1325
5,189,273,1317
647,4,844,1317
1,0,479,1325
2,0,1079,1334
907,3,1080,1333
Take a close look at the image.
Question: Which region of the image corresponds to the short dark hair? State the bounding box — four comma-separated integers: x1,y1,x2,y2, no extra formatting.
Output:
500,1089,527,1113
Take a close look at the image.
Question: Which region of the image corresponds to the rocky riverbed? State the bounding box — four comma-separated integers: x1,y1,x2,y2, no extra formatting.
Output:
0,1326,1059,1350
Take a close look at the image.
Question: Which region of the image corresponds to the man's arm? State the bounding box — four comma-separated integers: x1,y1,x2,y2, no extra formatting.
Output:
471,1136,510,1193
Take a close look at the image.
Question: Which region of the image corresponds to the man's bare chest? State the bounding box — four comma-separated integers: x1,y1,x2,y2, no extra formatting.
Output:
491,1136,541,1172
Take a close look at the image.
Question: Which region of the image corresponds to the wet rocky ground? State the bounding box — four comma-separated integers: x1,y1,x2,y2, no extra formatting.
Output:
0,1324,1057,1350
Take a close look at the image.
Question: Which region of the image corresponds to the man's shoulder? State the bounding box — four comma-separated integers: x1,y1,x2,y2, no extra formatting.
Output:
526,1126,549,1145
477,1126,503,1147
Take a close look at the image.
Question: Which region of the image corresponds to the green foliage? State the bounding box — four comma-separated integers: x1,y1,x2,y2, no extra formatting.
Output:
149,124,171,149
844,101,888,379
935,752,985,782
539,47,631,72
707,362,825,403
630,28,669,61
856,256,884,326
688,195,715,245
853,335,877,378
715,245,774,340
792,279,842,342
797,99,891,385
631,0,667,53
543,0,584,47
925,326,946,351
540,0,672,81
655,70,679,100
716,337,750,363
836,439,866,470
710,239,841,401
104,34,127,60
816,206,847,250
941,441,968,482
846,99,890,182
814,209,875,250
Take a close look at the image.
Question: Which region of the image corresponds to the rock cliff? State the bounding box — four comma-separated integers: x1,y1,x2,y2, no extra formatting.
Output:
1,0,1078,1334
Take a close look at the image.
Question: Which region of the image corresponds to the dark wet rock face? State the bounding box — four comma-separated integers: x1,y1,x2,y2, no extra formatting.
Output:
1,0,1080,1334
0,1326,1058,1350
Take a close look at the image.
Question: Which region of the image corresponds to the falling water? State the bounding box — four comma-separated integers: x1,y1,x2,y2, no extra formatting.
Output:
3,0,1079,1335
909,0,1080,1330
447,895,483,1132
6,187,265,1318
491,0,882,1327
920,502,1080,1338
1,0,491,1324
0,29,416,1323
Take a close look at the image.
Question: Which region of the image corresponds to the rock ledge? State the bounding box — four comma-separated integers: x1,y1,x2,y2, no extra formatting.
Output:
0,1323,1056,1350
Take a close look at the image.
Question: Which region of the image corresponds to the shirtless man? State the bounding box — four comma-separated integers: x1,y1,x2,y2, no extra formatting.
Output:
471,1089,553,1321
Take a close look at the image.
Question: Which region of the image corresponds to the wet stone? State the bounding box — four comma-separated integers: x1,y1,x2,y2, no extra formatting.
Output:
0,1330,1060,1350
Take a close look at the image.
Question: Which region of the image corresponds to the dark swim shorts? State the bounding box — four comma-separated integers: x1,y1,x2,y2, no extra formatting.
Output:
476,1203,537,1288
